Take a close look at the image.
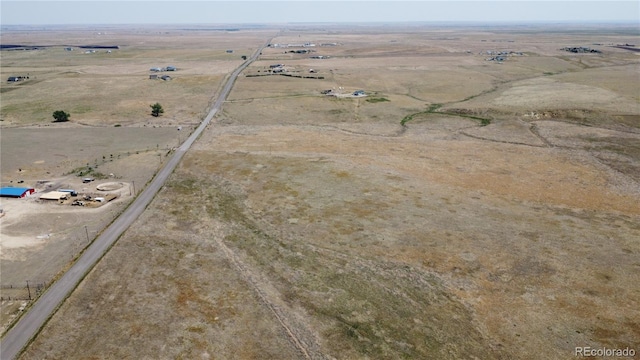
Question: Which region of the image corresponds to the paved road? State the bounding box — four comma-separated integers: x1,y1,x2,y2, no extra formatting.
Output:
0,37,271,360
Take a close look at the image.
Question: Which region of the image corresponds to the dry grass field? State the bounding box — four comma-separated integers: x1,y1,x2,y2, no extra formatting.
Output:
0,26,270,334
3,24,640,359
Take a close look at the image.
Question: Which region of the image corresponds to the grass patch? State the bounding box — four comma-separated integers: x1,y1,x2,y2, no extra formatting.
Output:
65,165,108,178
73,105,92,114
401,103,492,126
366,97,390,103
400,104,442,126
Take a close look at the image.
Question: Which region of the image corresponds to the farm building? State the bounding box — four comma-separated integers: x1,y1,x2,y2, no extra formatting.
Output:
58,189,78,196
0,187,35,198
39,191,69,201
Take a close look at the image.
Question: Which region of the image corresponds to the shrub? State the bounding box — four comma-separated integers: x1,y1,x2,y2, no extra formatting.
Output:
52,110,70,122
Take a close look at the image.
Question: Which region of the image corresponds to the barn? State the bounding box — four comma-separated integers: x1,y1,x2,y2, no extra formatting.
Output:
39,191,69,201
0,187,35,198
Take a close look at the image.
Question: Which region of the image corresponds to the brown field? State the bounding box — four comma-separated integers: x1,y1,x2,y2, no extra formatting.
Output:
2,24,639,359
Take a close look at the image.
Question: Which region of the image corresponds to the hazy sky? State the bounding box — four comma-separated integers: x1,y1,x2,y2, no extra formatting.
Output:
1,1,638,25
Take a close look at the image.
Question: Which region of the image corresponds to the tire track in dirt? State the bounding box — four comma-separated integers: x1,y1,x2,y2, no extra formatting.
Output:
300,124,407,138
527,121,554,147
457,128,549,148
209,223,325,360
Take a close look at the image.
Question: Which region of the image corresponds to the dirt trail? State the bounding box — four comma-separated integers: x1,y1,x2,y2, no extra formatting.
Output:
209,221,325,360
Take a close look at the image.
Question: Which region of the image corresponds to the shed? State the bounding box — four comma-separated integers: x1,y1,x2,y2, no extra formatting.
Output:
39,191,68,200
0,187,35,198
149,74,158,80
58,189,78,196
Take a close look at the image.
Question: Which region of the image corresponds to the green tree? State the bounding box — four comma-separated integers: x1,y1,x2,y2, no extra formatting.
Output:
52,110,70,122
241,55,247,60
150,102,164,117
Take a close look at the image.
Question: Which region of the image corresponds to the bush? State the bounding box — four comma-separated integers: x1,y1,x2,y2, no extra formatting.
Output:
52,110,70,122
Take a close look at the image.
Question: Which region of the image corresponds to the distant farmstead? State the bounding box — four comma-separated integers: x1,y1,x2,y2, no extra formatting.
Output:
0,187,35,198
7,76,28,82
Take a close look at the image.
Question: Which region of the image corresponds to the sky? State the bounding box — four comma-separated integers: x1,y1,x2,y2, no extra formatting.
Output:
1,1,638,25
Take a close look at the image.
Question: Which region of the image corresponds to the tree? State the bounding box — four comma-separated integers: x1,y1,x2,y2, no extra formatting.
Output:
241,55,247,60
150,102,164,117
52,110,70,122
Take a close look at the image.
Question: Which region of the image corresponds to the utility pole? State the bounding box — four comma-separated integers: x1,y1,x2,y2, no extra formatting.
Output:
84,225,89,243
132,181,135,196
26,280,31,300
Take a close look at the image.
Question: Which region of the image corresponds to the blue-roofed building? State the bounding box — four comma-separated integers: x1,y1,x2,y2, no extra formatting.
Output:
0,187,35,198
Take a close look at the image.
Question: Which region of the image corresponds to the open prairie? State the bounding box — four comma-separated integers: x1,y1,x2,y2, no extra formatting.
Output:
3,24,640,359
0,25,271,333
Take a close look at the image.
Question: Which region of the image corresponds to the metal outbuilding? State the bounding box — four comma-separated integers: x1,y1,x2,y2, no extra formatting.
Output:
0,187,35,198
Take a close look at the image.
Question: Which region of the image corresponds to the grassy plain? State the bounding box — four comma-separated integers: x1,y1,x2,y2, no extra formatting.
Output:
2,24,640,359
0,25,270,333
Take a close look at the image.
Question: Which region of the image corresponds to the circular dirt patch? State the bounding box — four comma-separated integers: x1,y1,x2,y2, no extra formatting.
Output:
96,182,124,191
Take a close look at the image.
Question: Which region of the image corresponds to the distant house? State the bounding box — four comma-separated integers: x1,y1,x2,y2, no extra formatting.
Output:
149,74,158,80
161,75,172,81
226,50,234,53
150,67,162,72
353,90,366,96
7,76,26,82
64,47,73,51
0,187,35,198
165,66,177,71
